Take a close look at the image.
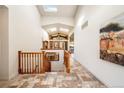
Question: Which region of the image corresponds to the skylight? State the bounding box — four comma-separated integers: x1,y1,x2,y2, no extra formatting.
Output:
60,28,69,32
43,5,58,12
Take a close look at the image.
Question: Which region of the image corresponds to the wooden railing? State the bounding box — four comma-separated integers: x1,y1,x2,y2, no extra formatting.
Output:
18,50,70,74
64,50,71,73
18,51,45,74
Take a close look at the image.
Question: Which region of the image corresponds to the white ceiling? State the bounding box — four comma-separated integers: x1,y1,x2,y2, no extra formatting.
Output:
37,5,78,17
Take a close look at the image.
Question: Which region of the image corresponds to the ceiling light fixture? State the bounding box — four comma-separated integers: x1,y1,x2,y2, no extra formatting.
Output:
43,5,58,12
48,27,57,32
60,28,69,32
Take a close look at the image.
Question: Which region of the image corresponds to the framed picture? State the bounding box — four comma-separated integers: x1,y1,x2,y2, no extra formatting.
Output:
100,13,124,66
43,41,48,49
46,52,59,61
54,41,59,49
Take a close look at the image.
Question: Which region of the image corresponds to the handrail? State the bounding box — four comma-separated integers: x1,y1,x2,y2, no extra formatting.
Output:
19,51,44,54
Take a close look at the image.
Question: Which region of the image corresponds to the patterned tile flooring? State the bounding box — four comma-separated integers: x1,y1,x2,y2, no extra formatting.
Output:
0,58,106,88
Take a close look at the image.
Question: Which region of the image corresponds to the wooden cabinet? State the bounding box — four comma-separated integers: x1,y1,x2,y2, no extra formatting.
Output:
42,40,68,50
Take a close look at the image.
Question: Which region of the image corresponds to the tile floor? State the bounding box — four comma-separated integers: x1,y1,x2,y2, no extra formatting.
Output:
0,58,106,88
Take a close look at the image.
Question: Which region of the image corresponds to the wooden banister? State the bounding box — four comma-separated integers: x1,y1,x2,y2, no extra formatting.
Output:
18,51,45,74
64,50,71,73
18,50,70,74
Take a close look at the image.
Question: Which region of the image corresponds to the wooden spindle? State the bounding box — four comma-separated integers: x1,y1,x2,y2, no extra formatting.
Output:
40,53,43,73
38,53,40,73
26,53,28,73
20,53,22,74
22,53,24,74
24,53,26,74
31,53,33,74
34,54,37,73
29,53,31,74
18,51,21,74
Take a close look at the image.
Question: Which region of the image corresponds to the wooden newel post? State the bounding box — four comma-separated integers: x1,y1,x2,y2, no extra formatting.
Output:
67,54,70,73
64,51,70,73
42,51,45,73
18,51,21,74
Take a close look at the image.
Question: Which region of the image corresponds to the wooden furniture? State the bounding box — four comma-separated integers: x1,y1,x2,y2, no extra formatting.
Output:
49,40,68,50
42,40,68,50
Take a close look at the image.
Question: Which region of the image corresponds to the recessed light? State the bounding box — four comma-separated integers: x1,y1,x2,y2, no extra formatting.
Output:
43,5,58,12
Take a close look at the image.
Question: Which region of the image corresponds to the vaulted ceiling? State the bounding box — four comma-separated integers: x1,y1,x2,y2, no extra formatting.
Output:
37,5,79,36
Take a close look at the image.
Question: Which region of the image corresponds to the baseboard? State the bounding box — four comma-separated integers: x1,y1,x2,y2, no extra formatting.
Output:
0,72,18,81
73,57,110,88
9,72,18,80
0,76,9,80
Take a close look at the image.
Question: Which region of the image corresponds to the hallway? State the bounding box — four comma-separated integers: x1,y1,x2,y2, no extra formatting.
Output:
1,5,124,88
0,57,106,88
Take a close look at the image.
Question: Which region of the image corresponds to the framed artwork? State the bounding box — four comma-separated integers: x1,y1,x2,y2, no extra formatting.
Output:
100,13,124,66
46,52,59,61
43,41,48,49
54,41,59,49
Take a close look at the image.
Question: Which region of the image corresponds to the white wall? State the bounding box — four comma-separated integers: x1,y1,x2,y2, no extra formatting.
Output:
42,28,49,41
74,5,124,87
41,16,74,26
0,6,9,80
7,6,45,79
14,6,43,51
